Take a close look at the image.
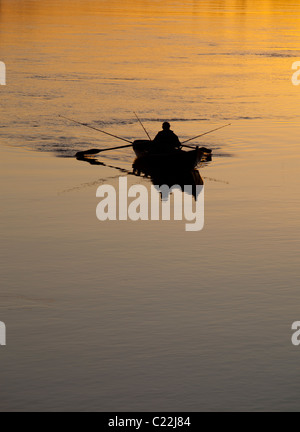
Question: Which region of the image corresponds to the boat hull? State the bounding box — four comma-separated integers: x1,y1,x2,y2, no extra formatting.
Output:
132,140,209,175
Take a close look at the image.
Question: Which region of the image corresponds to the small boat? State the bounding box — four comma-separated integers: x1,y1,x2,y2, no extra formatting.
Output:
132,140,211,176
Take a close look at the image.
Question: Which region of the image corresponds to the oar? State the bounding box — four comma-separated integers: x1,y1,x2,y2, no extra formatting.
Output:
134,112,151,140
181,123,231,147
75,143,135,158
182,145,212,154
59,115,133,144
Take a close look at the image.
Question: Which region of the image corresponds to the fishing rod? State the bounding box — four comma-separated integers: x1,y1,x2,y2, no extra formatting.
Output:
133,112,152,141
59,115,133,144
181,123,231,145
62,114,230,157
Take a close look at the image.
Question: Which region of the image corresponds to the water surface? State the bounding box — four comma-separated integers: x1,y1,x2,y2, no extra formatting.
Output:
0,0,300,411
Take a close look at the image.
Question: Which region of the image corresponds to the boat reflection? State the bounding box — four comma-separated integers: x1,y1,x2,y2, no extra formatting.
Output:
132,149,211,199
76,152,211,199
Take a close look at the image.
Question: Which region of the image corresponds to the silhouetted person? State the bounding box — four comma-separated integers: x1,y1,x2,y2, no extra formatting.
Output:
153,122,181,153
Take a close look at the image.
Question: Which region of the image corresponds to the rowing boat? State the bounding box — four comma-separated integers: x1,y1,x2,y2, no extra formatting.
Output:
132,140,211,176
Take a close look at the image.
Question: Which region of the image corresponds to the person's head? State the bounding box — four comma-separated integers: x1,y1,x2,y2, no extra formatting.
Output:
162,122,170,130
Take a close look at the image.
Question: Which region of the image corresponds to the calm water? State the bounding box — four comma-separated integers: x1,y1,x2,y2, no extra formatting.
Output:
0,0,300,411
